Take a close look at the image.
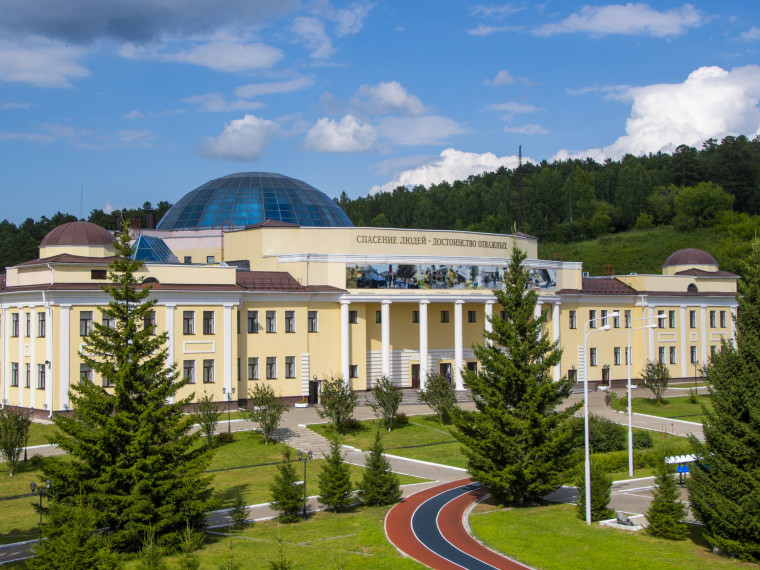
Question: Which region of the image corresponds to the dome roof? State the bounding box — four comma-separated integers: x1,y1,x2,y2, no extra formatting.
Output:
40,221,113,247
156,172,354,230
663,248,718,267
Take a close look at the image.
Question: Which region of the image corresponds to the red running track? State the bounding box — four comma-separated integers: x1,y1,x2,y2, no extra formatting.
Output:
385,479,529,569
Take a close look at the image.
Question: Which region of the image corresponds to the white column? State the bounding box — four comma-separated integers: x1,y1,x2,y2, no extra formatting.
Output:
419,300,429,389
340,301,350,385
223,304,234,398
552,301,561,381
2,307,8,407
165,304,176,369
534,301,543,340
647,306,655,364
29,309,36,409
485,301,494,347
730,305,738,347
680,306,688,378
18,309,24,407
381,300,391,379
45,305,53,415
60,305,71,410
700,306,708,369
454,300,464,391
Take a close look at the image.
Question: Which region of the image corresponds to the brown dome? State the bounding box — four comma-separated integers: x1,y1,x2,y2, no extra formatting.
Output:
663,248,717,267
40,221,113,247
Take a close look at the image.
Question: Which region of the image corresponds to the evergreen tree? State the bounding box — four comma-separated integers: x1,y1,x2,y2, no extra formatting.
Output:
193,392,221,447
317,437,353,512
41,229,214,552
230,492,249,530
453,244,580,505
575,461,614,522
646,460,687,539
357,428,401,506
316,376,358,435
688,237,760,561
269,448,304,523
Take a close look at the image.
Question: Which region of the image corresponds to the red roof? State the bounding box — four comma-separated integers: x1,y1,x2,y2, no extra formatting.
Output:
17,254,117,266
663,248,718,267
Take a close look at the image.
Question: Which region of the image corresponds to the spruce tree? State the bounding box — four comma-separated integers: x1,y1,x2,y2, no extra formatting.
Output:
317,437,353,512
575,461,614,522
646,460,687,539
41,229,214,552
688,237,760,561
357,428,401,506
269,448,305,522
453,244,580,505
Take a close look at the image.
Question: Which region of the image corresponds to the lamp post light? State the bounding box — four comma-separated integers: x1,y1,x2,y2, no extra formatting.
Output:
582,311,618,525
222,387,235,433
297,450,313,521
30,479,51,540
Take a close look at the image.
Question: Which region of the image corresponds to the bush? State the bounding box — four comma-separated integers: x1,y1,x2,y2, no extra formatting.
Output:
342,418,363,431
573,415,626,453
632,430,653,450
216,432,235,445
393,412,409,427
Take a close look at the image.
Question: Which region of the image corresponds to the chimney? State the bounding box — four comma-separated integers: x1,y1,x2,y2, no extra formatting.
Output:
145,208,156,230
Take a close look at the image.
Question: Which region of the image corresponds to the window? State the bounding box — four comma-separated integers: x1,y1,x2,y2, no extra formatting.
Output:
80,364,92,382
375,310,382,324
285,356,295,378
670,346,677,364
625,347,631,365
710,310,716,328
37,364,46,390
91,269,107,279
183,360,195,383
203,359,214,383
247,310,259,333
690,310,696,328
349,365,358,378
102,313,114,329
720,310,726,328
349,310,358,324
690,346,698,364
202,311,214,335
37,312,46,337
569,310,577,329
601,310,608,327
568,368,578,382
183,311,195,335
25,312,30,337
658,346,665,364
206,256,215,264
468,310,477,323
466,361,478,374
285,311,295,333
412,310,419,323
711,345,717,357
266,310,277,333
589,348,597,366
669,310,676,329
248,357,259,380
658,310,665,329
441,310,450,323
80,311,93,336
500,310,507,320
614,347,621,366
624,310,631,328
11,313,19,337
10,363,18,387
184,256,192,264
144,310,156,334
613,312,620,328
25,363,30,388
589,310,597,329
266,357,277,379
236,312,240,334
308,310,318,332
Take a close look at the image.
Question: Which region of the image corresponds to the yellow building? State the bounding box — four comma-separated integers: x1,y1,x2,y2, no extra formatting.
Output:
0,173,738,416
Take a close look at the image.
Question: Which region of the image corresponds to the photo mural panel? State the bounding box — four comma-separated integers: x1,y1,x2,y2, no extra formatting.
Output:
346,264,556,291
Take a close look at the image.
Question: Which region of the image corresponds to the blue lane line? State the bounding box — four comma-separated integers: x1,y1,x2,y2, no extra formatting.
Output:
411,482,499,570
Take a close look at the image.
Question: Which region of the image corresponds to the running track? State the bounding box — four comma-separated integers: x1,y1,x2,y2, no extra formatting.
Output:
385,479,529,569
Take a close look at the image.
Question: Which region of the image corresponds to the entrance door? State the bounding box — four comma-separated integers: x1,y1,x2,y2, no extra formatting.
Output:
308,380,319,404
439,362,452,384
411,364,420,388
601,367,610,385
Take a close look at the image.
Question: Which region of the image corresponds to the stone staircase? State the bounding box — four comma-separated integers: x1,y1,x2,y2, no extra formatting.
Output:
270,424,333,457
356,387,473,406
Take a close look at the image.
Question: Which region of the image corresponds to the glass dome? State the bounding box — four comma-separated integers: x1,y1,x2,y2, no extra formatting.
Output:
156,172,354,230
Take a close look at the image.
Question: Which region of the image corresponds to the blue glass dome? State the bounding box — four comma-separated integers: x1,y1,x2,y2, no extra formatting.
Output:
157,172,354,230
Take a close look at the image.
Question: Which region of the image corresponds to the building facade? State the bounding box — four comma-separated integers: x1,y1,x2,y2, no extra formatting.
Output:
0,173,738,416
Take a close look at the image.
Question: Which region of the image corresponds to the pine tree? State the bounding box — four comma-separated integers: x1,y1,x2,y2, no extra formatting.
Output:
646,460,687,539
357,428,401,506
317,437,353,512
688,237,760,561
41,229,214,552
576,461,614,522
269,448,305,522
229,492,249,530
453,243,580,505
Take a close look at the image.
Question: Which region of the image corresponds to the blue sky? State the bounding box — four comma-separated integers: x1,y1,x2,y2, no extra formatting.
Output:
2,1,760,223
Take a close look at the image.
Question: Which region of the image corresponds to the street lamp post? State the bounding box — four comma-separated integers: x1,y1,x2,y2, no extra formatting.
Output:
583,311,618,525
297,450,313,521
30,479,51,540
222,387,236,432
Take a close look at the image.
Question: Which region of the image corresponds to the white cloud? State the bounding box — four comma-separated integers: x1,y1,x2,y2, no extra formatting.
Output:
504,123,549,134
0,37,89,88
198,114,280,161
484,70,533,86
535,3,704,37
302,115,376,152
487,102,539,114
125,41,283,72
471,4,526,18
1,101,31,110
333,2,374,36
292,16,335,59
183,93,264,113
740,27,760,41
351,81,426,116
466,24,520,36
370,148,525,194
377,116,467,145
0,122,158,148
235,77,314,98
553,65,760,162
123,110,144,120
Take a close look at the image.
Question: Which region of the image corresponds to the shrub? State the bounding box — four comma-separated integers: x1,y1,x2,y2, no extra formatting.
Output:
393,412,409,427
216,432,235,445
341,418,363,431
576,461,614,522
632,430,654,450
589,415,626,453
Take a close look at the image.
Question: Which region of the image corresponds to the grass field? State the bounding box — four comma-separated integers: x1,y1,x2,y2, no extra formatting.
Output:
610,394,712,422
470,501,755,569
308,415,457,450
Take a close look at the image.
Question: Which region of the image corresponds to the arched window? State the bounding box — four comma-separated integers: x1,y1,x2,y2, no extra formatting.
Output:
687,283,698,294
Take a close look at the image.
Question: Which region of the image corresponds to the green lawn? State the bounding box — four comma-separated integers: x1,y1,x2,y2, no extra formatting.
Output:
611,394,712,422
309,415,457,450
470,502,755,569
